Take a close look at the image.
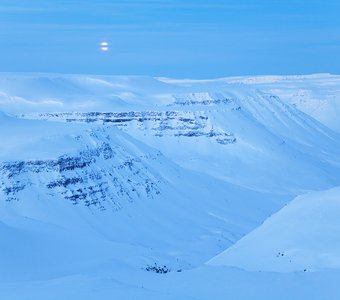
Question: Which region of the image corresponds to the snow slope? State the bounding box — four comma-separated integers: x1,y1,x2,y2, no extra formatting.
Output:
222,74,340,132
208,186,340,272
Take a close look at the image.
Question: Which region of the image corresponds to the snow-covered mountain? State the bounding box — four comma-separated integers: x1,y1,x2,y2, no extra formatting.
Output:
0,110,288,279
1,73,340,299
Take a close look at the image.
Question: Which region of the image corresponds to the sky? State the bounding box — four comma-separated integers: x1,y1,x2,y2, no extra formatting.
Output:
0,0,340,78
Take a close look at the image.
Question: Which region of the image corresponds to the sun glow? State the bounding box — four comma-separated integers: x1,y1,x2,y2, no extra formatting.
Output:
100,42,109,51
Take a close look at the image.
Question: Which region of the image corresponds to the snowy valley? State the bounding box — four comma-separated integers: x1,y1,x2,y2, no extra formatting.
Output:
1,73,340,299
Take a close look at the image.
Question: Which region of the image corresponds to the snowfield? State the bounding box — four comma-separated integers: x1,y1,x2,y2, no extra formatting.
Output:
1,73,340,299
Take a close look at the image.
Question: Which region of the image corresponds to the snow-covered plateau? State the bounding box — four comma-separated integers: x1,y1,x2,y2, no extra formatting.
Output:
1,73,340,299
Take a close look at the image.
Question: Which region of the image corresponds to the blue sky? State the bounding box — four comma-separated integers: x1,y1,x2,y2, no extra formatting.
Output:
1,0,340,78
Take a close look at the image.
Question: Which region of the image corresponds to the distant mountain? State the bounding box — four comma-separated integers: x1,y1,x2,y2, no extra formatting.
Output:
1,73,340,132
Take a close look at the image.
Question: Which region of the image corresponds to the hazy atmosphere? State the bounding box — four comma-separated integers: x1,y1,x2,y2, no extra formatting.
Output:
1,0,340,77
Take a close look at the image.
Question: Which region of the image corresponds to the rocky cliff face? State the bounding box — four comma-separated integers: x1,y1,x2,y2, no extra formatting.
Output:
23,110,237,145
0,127,163,210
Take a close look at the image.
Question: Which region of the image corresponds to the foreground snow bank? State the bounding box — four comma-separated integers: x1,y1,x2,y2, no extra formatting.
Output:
208,187,340,272
1,265,340,300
